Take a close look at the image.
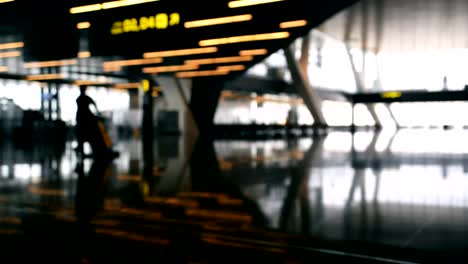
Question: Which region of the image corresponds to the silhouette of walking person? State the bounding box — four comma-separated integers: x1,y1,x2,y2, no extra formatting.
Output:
75,85,118,159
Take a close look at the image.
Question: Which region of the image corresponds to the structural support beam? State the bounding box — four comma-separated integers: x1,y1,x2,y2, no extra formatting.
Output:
141,78,155,187
155,76,199,157
189,77,224,137
373,0,398,128
344,2,382,128
174,77,199,155
284,39,327,127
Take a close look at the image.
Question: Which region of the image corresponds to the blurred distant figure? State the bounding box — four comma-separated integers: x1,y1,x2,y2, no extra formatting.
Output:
75,86,118,159
442,76,448,91
286,105,299,126
285,105,299,138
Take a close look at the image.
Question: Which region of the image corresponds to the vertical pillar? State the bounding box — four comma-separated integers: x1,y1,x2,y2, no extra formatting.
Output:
55,80,61,120
174,78,199,158
284,39,327,127
40,67,49,120
141,78,154,187
189,77,224,137
152,76,199,194
189,77,224,191
40,86,45,115
47,83,52,120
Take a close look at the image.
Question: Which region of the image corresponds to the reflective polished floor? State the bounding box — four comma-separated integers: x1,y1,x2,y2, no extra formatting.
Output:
1,128,468,263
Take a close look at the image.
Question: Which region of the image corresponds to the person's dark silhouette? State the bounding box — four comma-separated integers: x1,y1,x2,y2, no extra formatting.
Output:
75,158,113,222
75,85,118,158
74,158,113,262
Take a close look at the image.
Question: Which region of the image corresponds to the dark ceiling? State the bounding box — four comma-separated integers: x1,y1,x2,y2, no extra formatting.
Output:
0,0,358,84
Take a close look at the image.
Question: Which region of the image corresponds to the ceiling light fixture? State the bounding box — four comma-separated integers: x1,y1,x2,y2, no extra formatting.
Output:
0,51,21,58
70,0,159,14
104,66,122,72
185,55,253,65
239,49,268,56
74,80,112,86
279,20,307,29
143,64,199,74
217,65,246,71
176,69,229,78
143,47,218,58
102,0,159,9
24,59,78,68
199,32,289,46
70,4,101,14
77,22,91,29
26,74,65,81
114,83,141,89
228,0,285,8
0,42,23,50
103,57,163,68
184,14,252,28
78,51,91,58
0,0,15,4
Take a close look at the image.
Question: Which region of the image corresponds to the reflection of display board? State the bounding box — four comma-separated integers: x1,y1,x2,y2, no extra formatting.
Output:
157,135,179,159
88,1,187,57
129,89,140,109
157,110,179,134
18,1,79,61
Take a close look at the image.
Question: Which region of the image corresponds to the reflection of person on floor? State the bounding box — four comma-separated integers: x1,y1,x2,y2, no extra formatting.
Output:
75,86,118,158
75,159,113,222
74,158,113,259
286,105,298,137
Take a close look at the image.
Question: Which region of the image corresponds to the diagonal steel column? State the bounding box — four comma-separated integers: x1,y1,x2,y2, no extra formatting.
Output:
284,37,327,127
345,45,381,127
344,1,382,127
374,0,398,128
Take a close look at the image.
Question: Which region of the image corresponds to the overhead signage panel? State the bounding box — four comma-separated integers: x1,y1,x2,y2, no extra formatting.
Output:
88,1,194,57
109,12,181,35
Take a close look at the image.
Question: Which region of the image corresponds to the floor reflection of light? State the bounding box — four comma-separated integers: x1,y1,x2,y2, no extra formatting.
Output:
297,138,313,151
374,128,398,152
318,168,355,207
377,167,468,208
323,132,352,152
1,165,8,178
30,164,41,183
60,160,71,179
319,166,468,208
84,159,93,172
243,183,287,228
14,164,31,181
390,129,468,154
352,131,374,151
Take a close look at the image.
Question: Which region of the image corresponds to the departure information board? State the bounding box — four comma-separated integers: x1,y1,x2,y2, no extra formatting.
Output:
87,1,191,57
109,12,181,35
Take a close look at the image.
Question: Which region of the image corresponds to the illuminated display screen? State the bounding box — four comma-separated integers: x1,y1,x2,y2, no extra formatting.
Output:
381,91,402,99
85,0,313,61
111,13,181,35
86,0,280,57
87,1,191,57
